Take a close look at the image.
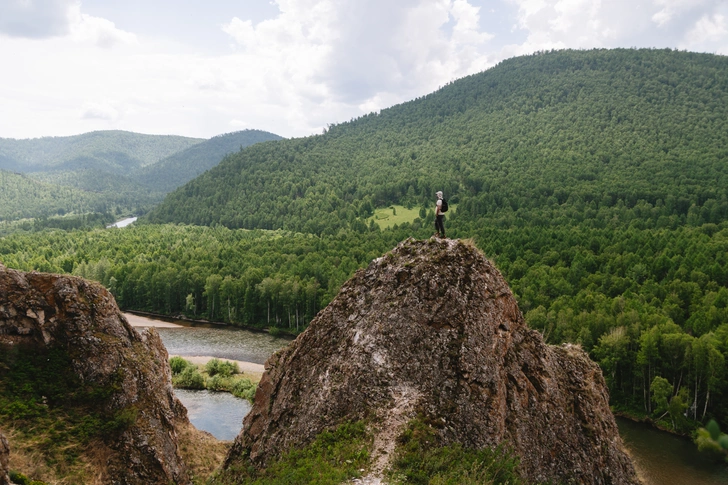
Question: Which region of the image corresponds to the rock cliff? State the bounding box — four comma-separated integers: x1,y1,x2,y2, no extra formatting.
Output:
223,238,639,484
0,263,191,485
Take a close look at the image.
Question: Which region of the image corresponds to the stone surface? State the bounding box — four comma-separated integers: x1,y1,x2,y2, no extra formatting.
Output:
0,264,191,485
0,430,8,485
224,238,640,484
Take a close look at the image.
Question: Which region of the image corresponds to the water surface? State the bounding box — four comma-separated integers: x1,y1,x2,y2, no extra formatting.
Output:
157,325,290,364
617,417,728,485
175,389,251,441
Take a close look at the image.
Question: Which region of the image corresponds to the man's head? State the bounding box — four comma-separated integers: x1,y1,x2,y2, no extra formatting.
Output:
436,191,443,199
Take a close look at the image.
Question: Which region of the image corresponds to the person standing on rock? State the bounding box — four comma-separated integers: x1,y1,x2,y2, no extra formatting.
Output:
434,191,446,238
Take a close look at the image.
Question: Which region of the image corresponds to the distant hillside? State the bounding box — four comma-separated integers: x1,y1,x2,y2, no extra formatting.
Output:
0,169,96,221
0,130,203,172
134,130,283,193
146,49,727,233
0,129,281,222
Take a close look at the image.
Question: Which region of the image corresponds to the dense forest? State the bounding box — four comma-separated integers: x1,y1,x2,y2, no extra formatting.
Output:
1,48,727,436
0,130,281,222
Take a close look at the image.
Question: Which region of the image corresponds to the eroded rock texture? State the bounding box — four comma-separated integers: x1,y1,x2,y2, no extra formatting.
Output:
224,238,639,484
0,264,191,485
0,430,9,485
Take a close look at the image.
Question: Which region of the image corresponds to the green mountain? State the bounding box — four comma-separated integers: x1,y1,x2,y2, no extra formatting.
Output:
0,170,97,221
0,130,203,172
134,129,283,193
0,129,282,222
146,48,727,233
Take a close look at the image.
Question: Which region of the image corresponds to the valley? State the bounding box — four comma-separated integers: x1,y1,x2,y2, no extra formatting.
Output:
1,48,727,483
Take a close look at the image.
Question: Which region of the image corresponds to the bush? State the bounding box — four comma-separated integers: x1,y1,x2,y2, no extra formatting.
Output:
206,374,231,392
172,366,205,389
169,356,191,375
231,378,257,402
205,358,239,377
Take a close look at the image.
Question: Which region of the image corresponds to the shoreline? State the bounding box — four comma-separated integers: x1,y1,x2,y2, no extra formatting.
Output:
124,312,265,380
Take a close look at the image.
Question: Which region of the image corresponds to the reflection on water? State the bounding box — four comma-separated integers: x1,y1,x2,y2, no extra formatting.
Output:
617,417,728,485
175,389,251,441
157,326,290,364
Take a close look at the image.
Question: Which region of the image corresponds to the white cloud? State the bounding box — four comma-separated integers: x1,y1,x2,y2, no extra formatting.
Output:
1,0,727,141
80,101,120,121
219,0,496,135
680,12,728,50
68,5,137,48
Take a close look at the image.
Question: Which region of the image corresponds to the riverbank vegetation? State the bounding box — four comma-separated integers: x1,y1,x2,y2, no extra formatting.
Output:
170,357,258,402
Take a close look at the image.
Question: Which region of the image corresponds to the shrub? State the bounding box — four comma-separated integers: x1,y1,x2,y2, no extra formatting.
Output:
172,366,205,389
231,378,257,402
205,358,239,377
169,356,191,375
206,374,231,392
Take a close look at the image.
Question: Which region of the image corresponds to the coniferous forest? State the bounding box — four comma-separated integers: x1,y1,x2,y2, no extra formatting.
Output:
1,48,727,435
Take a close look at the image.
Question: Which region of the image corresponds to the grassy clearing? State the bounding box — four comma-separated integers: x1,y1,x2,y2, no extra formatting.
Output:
368,205,422,230
170,357,258,402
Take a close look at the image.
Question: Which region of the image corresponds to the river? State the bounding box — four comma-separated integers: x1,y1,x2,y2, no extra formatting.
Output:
142,319,728,483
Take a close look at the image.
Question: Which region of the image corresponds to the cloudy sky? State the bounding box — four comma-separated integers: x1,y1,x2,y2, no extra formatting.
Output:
1,0,727,141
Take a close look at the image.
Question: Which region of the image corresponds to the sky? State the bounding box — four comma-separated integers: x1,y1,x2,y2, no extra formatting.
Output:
1,0,727,141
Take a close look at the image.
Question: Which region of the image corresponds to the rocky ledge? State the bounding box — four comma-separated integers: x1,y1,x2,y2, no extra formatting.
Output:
0,263,191,485
223,238,639,484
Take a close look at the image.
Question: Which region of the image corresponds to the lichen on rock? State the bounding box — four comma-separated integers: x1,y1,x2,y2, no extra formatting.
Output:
222,238,640,484
0,263,192,485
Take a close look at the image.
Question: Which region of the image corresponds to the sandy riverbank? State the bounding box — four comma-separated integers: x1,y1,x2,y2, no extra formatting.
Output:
124,312,265,380
124,312,183,328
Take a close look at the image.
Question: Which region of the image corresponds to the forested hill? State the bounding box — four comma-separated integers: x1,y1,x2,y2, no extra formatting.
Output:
134,129,284,193
0,130,202,173
146,48,727,233
0,129,282,223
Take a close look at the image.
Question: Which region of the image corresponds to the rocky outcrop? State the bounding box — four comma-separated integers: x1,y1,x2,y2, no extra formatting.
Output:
0,430,9,485
0,264,191,485
224,238,639,484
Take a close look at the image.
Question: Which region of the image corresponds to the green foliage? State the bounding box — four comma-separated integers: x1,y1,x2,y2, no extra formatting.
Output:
9,471,48,485
650,376,672,416
169,357,257,401
172,366,205,390
211,421,370,485
387,418,523,485
695,419,728,461
230,378,257,402
169,356,192,375
205,358,240,377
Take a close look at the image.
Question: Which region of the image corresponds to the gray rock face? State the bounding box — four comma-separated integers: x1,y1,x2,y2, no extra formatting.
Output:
0,430,9,485
224,238,639,484
0,264,191,485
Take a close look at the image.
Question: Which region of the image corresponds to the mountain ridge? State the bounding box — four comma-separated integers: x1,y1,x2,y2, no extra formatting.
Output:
145,48,728,234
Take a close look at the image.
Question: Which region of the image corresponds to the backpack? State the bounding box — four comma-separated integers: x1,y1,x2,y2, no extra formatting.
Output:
440,198,448,213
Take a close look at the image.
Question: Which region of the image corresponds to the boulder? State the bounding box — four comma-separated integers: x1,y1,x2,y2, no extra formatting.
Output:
224,238,639,484
0,263,191,485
